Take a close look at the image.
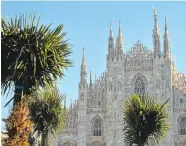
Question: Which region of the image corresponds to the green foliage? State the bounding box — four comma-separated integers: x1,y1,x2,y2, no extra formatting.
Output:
4,98,33,146
1,14,72,105
28,85,66,145
122,94,170,146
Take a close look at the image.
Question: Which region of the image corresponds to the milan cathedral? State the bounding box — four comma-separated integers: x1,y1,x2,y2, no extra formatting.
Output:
50,9,186,146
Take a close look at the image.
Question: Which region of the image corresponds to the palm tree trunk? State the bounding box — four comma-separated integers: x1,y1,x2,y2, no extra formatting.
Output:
13,89,22,107
13,83,25,108
41,132,48,146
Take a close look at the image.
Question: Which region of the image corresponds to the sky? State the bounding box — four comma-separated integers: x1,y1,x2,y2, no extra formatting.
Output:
1,1,186,131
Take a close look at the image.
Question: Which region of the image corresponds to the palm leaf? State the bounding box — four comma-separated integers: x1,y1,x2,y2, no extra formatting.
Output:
122,94,170,146
1,13,72,105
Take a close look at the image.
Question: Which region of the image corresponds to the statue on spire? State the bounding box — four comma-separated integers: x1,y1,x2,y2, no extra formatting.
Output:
119,21,122,36
165,17,168,34
82,47,86,65
109,20,113,39
153,7,157,15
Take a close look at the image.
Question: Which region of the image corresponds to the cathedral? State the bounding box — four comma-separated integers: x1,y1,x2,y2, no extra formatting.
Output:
50,9,186,146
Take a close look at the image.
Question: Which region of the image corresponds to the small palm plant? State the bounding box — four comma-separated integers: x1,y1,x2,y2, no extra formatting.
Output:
28,84,66,146
122,94,170,146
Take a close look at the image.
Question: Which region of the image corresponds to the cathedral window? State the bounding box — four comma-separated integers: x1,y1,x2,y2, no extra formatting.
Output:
109,83,112,91
180,117,186,135
180,99,183,103
93,119,102,136
135,77,145,95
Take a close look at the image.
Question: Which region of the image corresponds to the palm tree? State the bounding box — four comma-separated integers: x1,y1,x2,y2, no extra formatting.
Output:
1,14,72,106
122,94,170,146
4,97,33,146
28,84,66,146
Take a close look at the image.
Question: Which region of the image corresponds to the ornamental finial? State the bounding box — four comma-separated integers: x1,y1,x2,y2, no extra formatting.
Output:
153,7,157,15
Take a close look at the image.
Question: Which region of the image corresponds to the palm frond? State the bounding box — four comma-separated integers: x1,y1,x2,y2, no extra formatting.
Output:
1,13,72,105
122,94,170,146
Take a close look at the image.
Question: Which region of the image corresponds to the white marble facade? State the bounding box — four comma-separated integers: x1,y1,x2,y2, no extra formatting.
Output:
50,9,186,146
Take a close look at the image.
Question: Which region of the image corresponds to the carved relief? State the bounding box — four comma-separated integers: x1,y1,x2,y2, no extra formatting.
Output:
124,41,153,72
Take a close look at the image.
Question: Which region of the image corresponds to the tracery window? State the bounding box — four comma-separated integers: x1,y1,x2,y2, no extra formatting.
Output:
180,117,186,135
109,83,112,91
135,77,145,95
93,119,102,136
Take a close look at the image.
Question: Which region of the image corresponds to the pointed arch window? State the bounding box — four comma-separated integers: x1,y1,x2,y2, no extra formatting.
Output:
135,77,145,95
93,119,102,136
180,117,186,135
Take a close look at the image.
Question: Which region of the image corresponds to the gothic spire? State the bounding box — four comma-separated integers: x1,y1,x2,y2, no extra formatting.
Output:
165,17,168,34
108,21,114,59
119,21,122,37
80,47,87,82
109,20,113,39
82,47,86,66
117,21,124,52
154,8,158,29
164,17,171,58
153,8,161,58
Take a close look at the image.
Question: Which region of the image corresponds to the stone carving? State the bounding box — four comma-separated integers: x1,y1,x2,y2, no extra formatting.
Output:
124,41,153,72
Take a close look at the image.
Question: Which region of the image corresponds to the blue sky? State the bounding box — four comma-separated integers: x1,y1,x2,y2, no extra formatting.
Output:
1,2,186,131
